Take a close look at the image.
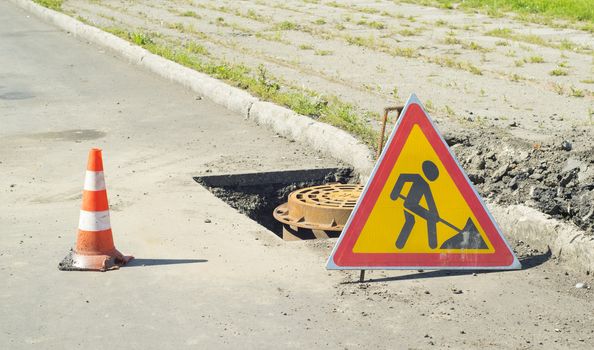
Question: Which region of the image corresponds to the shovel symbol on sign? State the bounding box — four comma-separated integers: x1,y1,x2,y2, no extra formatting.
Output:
390,160,488,250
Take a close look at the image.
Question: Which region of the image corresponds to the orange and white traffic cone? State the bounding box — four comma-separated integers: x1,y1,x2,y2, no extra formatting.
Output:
59,148,133,271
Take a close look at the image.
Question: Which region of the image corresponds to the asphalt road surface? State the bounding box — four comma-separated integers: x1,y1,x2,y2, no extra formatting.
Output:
1,2,593,349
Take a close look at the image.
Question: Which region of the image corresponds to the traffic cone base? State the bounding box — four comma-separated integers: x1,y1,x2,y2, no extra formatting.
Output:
59,148,133,272
59,249,132,271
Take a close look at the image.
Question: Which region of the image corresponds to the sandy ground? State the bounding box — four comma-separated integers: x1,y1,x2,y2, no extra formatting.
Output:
2,2,594,349
57,1,594,236
63,0,593,143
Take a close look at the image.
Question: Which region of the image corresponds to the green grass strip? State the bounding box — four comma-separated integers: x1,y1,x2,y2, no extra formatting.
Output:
103,29,378,147
405,0,593,31
33,0,63,11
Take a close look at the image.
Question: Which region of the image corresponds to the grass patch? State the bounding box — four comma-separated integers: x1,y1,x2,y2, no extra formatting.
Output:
76,15,90,24
299,44,314,50
167,22,186,32
559,39,577,50
320,103,376,144
570,86,585,97
510,73,524,82
245,9,263,21
485,28,546,45
505,49,517,57
466,41,491,52
485,27,589,51
474,0,593,23
443,35,461,45
180,11,201,19
255,31,285,43
444,105,455,117
514,55,544,66
428,56,483,75
519,34,549,46
405,0,594,30
359,7,380,14
398,28,419,36
129,31,154,46
357,20,387,30
550,68,569,76
346,35,379,48
391,86,399,98
368,21,387,30
33,0,63,10
275,21,299,31
393,47,418,58
186,42,209,55
314,50,333,56
327,1,344,8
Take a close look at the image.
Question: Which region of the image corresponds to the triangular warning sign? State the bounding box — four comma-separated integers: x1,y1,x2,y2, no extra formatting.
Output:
327,94,520,270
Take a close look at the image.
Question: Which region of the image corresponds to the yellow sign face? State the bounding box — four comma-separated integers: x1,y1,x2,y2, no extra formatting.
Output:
353,124,494,254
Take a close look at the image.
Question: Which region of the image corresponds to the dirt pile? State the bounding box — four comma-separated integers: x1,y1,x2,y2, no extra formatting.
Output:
444,127,594,234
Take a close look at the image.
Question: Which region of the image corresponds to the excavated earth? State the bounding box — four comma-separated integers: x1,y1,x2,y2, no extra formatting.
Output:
61,0,594,234
442,125,594,234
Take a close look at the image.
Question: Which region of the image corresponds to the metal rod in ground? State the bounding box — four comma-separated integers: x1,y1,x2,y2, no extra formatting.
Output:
359,269,365,282
376,106,404,160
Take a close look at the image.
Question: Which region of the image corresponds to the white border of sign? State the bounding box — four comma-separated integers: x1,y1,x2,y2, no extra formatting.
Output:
326,94,521,270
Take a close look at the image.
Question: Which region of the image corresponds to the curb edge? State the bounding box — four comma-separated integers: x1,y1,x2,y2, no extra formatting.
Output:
12,0,593,273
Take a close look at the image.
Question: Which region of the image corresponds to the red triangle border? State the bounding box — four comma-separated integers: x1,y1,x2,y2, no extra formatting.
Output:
328,98,519,269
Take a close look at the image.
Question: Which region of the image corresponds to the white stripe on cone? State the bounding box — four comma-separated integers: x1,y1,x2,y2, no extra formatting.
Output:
78,210,111,231
83,171,106,191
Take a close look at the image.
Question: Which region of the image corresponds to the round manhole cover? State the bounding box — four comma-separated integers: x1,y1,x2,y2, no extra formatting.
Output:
273,183,363,232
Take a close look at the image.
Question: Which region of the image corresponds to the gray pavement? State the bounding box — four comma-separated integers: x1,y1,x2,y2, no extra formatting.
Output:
1,2,593,349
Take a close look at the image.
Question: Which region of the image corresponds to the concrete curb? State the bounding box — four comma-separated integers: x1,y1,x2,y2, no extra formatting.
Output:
10,0,372,170
490,204,594,273
248,102,374,177
13,0,593,273
11,0,259,117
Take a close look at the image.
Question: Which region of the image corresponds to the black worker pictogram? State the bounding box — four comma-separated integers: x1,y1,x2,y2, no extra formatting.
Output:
390,160,489,250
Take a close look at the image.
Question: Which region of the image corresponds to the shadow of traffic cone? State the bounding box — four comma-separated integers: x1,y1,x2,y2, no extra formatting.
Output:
59,148,133,271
